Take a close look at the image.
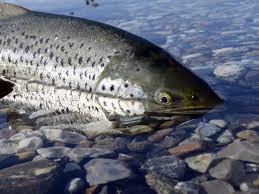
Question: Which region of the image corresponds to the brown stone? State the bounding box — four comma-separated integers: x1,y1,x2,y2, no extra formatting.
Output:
148,128,174,142
168,141,204,156
237,130,259,143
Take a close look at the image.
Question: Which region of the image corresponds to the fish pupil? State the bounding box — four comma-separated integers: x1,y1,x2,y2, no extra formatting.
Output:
160,96,168,104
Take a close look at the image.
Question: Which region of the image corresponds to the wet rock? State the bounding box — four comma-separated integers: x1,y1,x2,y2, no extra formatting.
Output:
195,122,222,138
75,140,93,148
84,158,131,186
0,160,64,194
141,155,186,179
217,141,259,163
245,163,259,173
37,147,71,160
17,136,43,151
92,136,129,152
63,163,83,178
185,153,216,173
209,119,228,129
10,129,45,143
213,63,245,80
0,128,15,139
118,125,154,135
67,147,115,163
65,178,85,194
0,139,18,154
168,140,204,156
148,128,174,142
201,180,235,194
217,130,234,144
127,140,154,152
209,159,245,185
41,128,86,145
0,154,18,170
15,151,37,163
247,121,259,130
145,172,176,194
236,130,259,142
174,181,202,194
162,136,181,148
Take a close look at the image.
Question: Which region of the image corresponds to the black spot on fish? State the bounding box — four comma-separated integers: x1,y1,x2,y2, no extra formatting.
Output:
88,47,92,50
78,57,83,64
110,85,114,91
136,68,140,72
92,74,95,80
80,43,84,48
46,38,50,44
87,57,91,63
92,62,95,67
100,63,105,68
21,32,25,36
25,46,30,53
124,83,128,88
49,52,54,59
52,78,55,85
61,46,65,52
40,73,43,80
19,43,23,49
69,43,74,48
101,85,105,90
40,38,43,44
55,56,59,63
37,48,41,54
69,82,72,88
7,38,11,45
68,57,72,65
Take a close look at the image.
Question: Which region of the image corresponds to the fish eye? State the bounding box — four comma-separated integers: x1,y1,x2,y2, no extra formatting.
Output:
155,91,172,105
189,95,197,101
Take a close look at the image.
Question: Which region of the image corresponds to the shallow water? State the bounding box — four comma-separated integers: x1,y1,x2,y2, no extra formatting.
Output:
1,0,259,194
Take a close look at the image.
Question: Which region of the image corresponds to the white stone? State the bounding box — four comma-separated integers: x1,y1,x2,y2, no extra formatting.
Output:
213,63,245,79
209,119,228,129
18,136,43,151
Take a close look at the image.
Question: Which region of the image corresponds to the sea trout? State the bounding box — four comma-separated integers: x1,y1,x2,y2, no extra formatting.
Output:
0,3,222,127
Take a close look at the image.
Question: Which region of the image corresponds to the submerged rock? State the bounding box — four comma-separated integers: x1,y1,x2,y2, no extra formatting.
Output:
217,130,234,144
0,160,63,194
174,181,202,194
195,122,222,138
37,147,71,159
0,154,18,170
84,158,132,186
213,63,245,80
168,140,204,156
65,178,85,194
209,119,228,129
17,136,44,151
0,139,18,154
185,153,216,173
217,141,259,163
201,180,235,194
141,155,186,179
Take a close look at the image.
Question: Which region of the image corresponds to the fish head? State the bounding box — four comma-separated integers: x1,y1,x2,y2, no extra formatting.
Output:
109,45,223,119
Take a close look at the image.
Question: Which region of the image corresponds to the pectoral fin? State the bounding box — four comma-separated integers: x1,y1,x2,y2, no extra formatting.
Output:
0,77,14,99
0,3,30,19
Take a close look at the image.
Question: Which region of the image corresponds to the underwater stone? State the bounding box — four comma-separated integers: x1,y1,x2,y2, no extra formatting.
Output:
37,147,71,160
213,63,245,80
209,119,228,129
17,136,44,151
201,180,235,194
0,139,18,154
195,122,222,138
217,130,234,144
64,178,85,194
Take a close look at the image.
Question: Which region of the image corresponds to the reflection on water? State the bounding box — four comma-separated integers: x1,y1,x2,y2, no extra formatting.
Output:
1,0,259,194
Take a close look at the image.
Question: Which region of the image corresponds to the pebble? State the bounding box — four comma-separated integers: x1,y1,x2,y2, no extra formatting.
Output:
118,125,154,135
41,128,86,145
67,147,115,163
209,159,246,185
185,153,216,173
209,119,228,129
145,172,176,194
63,163,83,178
127,140,154,152
9,129,45,143
148,128,174,142
236,130,259,142
213,63,245,80
217,130,234,144
195,122,222,138
0,139,18,154
37,147,71,159
217,141,259,164
141,155,186,180
201,180,235,194
0,160,64,194
65,178,85,194
15,151,37,163
84,158,132,186
174,181,202,194
247,121,259,130
17,136,43,151
168,140,204,156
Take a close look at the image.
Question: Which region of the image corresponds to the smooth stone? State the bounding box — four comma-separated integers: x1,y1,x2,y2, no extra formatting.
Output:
0,160,64,194
145,172,177,194
168,140,204,156
217,141,259,163
195,122,222,138
41,128,86,145
75,140,93,148
0,154,18,170
92,136,130,152
217,130,234,144
148,128,175,142
17,136,44,151
0,139,18,154
127,140,154,153
185,153,216,173
37,147,71,159
84,158,131,186
162,136,181,148
10,129,45,143
209,119,228,129
213,63,245,80
201,180,235,194
236,130,259,142
118,125,154,135
29,110,55,119
209,159,246,185
63,163,83,178
65,178,85,194
247,121,259,130
33,155,45,161
174,181,202,194
15,151,37,163
141,155,186,179
67,148,115,163
14,125,35,132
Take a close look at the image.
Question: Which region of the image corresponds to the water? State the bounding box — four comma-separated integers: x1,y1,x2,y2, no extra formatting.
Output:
1,0,259,194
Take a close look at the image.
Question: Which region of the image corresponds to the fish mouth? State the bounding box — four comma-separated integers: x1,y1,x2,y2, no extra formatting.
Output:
146,105,224,121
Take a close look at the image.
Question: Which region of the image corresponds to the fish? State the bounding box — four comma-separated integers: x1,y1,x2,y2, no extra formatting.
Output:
0,3,222,127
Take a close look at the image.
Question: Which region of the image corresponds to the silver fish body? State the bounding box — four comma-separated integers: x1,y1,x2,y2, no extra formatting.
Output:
0,3,222,124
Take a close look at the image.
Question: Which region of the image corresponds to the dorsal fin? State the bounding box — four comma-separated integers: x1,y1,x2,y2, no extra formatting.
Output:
0,3,30,19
